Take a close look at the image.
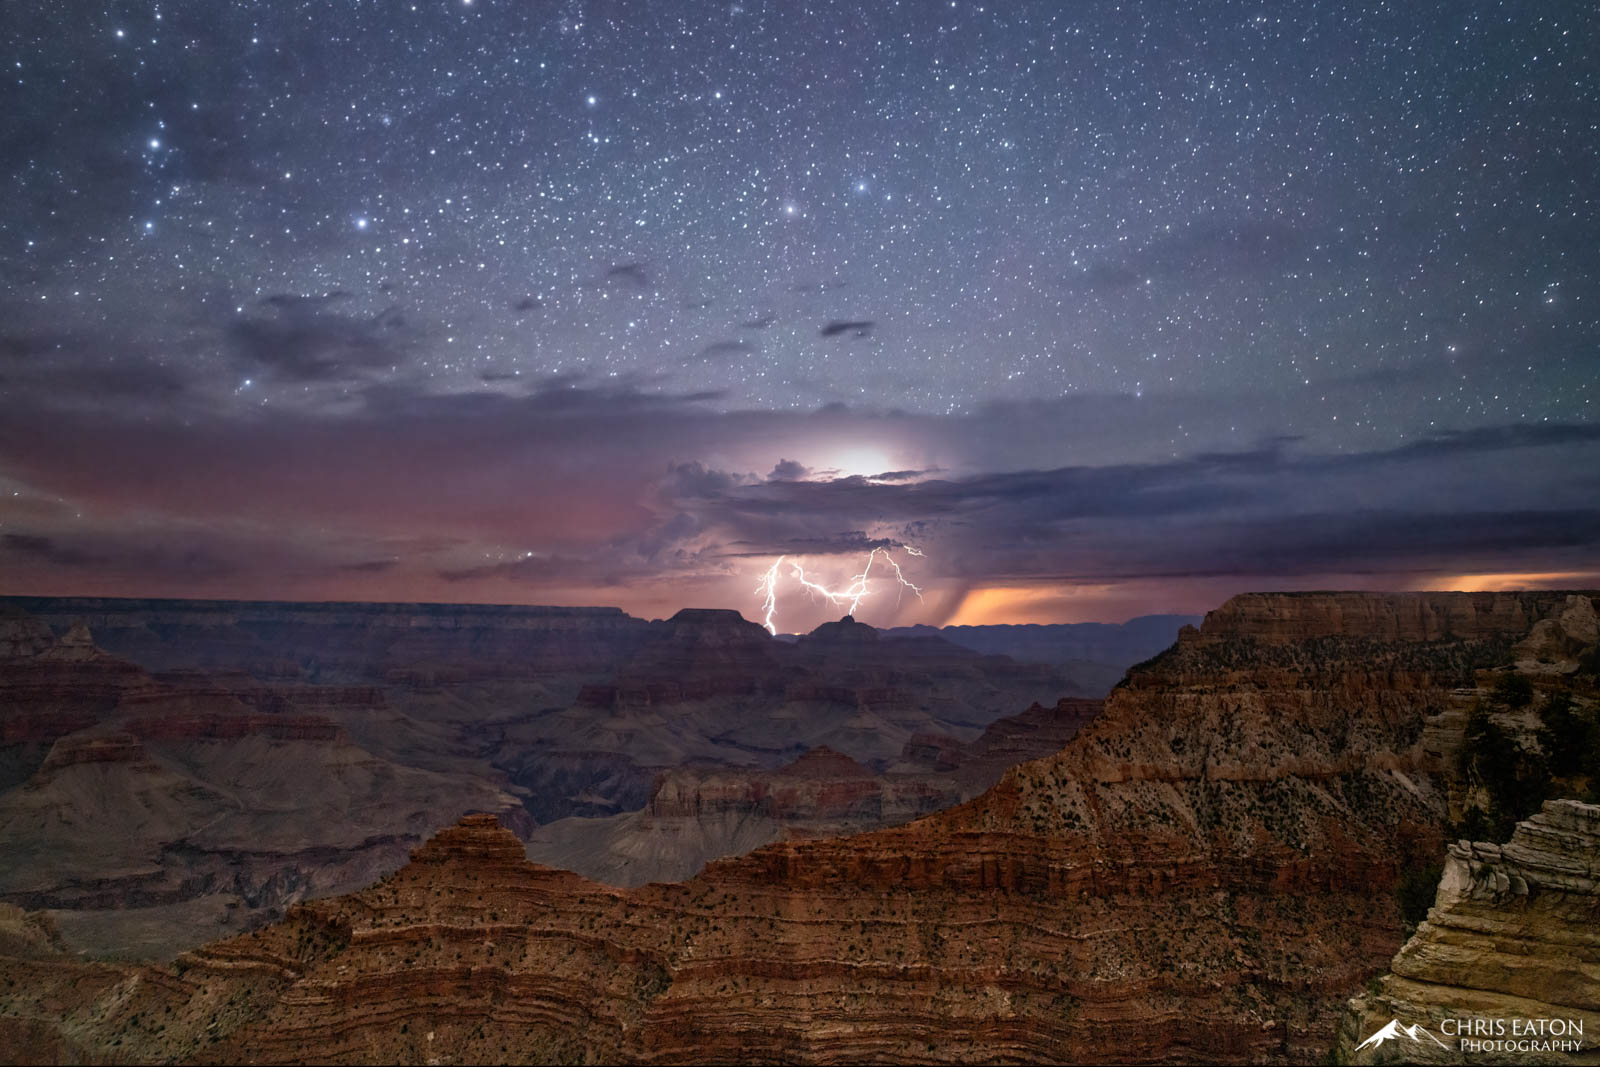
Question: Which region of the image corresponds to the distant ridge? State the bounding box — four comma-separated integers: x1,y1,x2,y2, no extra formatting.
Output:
2,594,631,617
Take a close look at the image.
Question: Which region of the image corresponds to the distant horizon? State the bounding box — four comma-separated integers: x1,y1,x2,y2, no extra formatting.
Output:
5,582,1595,632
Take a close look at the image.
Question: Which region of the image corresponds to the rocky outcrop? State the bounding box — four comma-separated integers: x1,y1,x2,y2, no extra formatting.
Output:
0,606,53,660
1514,594,1600,672
1335,798,1600,1064
5,591,1586,1064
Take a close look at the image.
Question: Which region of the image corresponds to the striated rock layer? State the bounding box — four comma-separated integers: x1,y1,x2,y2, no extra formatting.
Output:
1,590,1595,1065
524,698,1102,887
1336,798,1600,1064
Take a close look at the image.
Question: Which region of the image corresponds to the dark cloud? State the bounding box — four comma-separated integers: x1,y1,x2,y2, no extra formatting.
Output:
227,302,416,382
0,529,237,581
1,533,99,568
768,458,811,481
739,313,777,330
511,296,542,313
724,531,901,558
656,427,1600,583
665,461,753,498
1002,509,1600,585
1381,422,1600,459
0,330,192,406
820,320,874,338
602,262,650,289
0,332,73,360
1,355,1595,611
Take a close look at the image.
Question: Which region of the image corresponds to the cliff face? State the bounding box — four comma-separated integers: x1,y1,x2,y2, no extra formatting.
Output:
1188,590,1572,645
6,590,1588,1065
1336,798,1600,1064
524,698,1103,887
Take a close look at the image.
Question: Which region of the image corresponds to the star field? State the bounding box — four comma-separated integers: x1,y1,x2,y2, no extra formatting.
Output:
3,0,1594,436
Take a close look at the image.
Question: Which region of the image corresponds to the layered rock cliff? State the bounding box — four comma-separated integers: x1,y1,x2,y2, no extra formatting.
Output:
524,698,1103,886
1335,798,1600,1064
5,591,1590,1064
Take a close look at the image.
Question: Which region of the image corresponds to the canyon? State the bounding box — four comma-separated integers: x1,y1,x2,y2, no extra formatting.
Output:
3,590,1593,1064
0,597,1132,957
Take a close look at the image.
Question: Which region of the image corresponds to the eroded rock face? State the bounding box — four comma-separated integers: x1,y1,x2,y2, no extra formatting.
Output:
1513,594,1600,672
1336,799,1600,1065
524,698,1104,887
1194,591,1569,644
3,591,1585,1064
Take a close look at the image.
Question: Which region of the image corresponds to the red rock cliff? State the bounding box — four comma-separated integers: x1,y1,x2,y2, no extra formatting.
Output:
2,591,1593,1065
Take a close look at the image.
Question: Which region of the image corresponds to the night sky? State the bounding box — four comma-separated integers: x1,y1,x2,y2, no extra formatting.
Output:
1,0,1596,628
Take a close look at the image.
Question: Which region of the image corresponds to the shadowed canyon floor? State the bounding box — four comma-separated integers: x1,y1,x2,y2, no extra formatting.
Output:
3,591,1596,1064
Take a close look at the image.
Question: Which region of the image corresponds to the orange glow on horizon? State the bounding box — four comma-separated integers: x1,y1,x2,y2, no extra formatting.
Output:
944,585,1110,626
1420,570,1600,593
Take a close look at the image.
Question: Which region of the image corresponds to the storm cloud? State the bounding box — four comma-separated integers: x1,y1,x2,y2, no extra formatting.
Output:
1,367,1595,625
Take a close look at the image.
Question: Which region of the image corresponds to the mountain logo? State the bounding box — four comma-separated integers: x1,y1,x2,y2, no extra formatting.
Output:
1355,1018,1452,1052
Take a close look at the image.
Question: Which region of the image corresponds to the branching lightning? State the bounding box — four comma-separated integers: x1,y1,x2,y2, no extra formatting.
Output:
755,545,924,635
756,555,785,635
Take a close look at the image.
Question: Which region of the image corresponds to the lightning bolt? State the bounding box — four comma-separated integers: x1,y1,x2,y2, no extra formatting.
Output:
757,545,924,635
756,555,786,635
